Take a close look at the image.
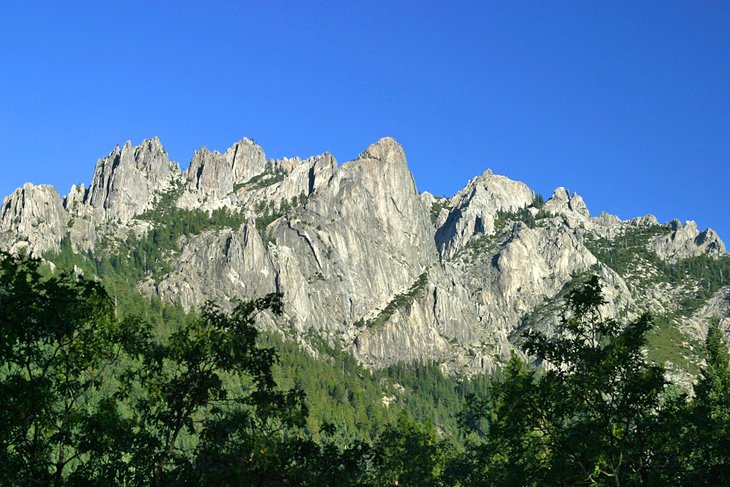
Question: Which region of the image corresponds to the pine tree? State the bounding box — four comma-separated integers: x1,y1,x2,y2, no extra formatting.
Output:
687,322,730,484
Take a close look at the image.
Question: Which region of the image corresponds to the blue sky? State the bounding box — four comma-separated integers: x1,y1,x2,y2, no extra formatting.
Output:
1,1,728,239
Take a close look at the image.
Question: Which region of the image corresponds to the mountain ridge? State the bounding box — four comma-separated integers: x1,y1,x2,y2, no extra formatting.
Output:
2,136,728,379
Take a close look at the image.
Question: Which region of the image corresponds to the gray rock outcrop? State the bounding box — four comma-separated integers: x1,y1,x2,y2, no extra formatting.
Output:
435,170,534,259
186,138,267,198
1,134,727,377
87,137,180,222
151,223,277,309
0,183,69,256
651,219,726,260
544,187,590,220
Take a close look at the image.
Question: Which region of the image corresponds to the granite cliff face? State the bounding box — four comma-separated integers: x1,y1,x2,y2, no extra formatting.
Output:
435,170,535,259
186,138,266,198
87,137,180,222
0,183,68,256
1,136,727,376
651,219,726,260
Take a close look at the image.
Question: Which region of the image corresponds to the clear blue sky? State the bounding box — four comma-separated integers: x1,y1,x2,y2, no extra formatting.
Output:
1,1,728,239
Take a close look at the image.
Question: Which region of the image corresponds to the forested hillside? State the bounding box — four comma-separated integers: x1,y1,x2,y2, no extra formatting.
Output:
2,252,730,485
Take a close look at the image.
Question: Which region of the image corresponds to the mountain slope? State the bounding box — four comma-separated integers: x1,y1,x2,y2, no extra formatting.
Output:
2,136,728,378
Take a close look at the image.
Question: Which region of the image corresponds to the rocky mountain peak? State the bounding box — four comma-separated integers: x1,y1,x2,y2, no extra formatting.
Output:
651,219,726,260
356,137,406,166
435,169,535,259
696,228,725,253
224,138,267,182
629,214,660,227
186,138,267,199
187,147,229,197
85,137,180,222
544,187,590,219
125,136,172,174
328,138,427,224
334,138,422,213
1,135,728,379
0,183,68,256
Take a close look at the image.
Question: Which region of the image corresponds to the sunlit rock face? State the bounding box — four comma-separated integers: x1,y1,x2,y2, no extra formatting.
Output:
87,137,181,223
435,170,535,259
1,135,727,375
650,219,726,261
186,138,267,198
0,183,68,256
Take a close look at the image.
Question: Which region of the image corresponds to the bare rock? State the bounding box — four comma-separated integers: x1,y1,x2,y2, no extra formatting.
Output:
435,170,535,259
0,183,69,256
87,137,181,222
651,219,726,260
153,223,277,310
186,138,267,200
544,187,590,220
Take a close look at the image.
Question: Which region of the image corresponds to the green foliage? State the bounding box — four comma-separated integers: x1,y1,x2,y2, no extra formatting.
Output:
454,355,548,486
642,322,730,485
493,195,551,233
243,170,286,190
261,332,491,443
381,361,490,436
585,225,730,374
260,332,397,441
4,251,730,484
586,225,730,314
45,233,487,447
114,294,309,486
0,252,488,485
430,198,452,224
460,276,670,485
672,255,730,308
0,252,309,485
254,193,309,239
367,413,455,486
255,205,283,235
0,252,118,485
525,276,667,484
515,270,592,340
455,195,551,265
17,184,730,485
45,238,194,333
366,272,428,329
585,225,670,277
49,205,246,291
47,184,248,287
458,278,730,486
128,184,245,277
685,322,730,484
645,313,702,374
137,190,247,277
531,193,545,209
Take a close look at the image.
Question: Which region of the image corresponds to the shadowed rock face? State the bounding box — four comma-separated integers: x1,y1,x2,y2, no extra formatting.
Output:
1,135,727,375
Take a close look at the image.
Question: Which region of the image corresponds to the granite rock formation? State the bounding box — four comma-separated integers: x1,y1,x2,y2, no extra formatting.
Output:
1,135,727,376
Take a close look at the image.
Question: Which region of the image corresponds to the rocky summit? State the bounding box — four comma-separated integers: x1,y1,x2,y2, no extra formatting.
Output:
2,136,728,379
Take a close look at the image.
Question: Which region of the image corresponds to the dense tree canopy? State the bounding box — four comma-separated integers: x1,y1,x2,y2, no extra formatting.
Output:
1,252,729,485
459,276,668,485
0,252,308,485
